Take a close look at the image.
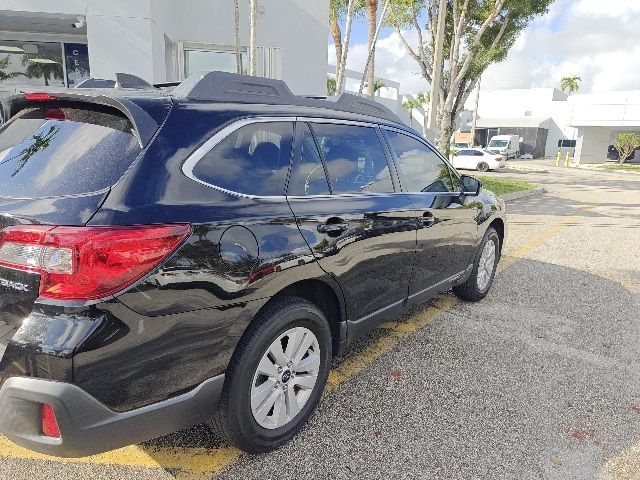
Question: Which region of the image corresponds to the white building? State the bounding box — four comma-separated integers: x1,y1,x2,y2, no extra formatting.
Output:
570,91,640,164
467,87,640,163
467,88,576,158
0,0,328,94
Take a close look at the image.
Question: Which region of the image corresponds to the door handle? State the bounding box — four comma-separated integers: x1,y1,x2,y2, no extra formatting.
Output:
420,212,436,227
317,220,349,234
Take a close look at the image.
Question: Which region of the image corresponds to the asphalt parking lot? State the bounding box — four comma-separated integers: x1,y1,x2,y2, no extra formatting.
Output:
1,161,639,480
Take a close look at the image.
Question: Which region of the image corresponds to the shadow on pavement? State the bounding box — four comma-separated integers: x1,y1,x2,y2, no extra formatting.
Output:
134,255,640,480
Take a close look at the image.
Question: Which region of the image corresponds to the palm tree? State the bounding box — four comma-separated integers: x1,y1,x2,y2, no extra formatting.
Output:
402,98,419,128
329,0,344,69
365,0,377,98
402,92,429,128
365,78,386,96
335,0,357,94
234,0,241,74
248,0,257,76
21,54,63,87
560,76,581,95
0,55,22,83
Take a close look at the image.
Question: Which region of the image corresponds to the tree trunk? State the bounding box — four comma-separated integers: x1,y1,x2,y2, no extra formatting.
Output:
249,0,257,76
329,17,342,72
234,0,241,74
366,0,377,98
336,0,356,94
437,107,454,157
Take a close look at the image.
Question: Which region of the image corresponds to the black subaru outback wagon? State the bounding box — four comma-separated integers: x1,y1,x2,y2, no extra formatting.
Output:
0,72,505,456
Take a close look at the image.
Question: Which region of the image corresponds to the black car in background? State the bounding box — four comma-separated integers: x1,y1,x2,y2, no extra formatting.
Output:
0,72,505,456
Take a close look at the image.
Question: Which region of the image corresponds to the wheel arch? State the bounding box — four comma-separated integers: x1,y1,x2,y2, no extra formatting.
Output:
246,277,347,357
488,217,505,253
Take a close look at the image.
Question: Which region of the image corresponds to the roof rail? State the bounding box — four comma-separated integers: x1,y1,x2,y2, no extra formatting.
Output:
172,71,295,103
74,78,116,89
75,74,155,90
171,71,403,124
329,93,400,124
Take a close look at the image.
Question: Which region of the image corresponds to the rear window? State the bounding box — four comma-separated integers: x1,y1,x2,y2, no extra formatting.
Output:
191,121,293,196
0,104,141,198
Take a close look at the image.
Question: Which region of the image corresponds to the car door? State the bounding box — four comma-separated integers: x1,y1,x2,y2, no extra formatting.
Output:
382,128,480,303
286,120,417,333
453,149,471,169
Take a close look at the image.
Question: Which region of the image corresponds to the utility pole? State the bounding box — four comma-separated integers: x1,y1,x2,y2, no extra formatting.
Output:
470,76,481,147
426,0,446,141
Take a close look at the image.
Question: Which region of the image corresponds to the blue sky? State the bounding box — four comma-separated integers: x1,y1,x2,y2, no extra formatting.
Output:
328,0,640,94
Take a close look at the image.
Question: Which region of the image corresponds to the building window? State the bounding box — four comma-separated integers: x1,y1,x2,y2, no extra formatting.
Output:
558,139,576,148
185,48,248,77
0,40,89,88
179,42,281,81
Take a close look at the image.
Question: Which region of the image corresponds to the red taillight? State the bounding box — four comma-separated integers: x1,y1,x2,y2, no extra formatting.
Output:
41,404,61,438
0,224,191,302
25,92,57,102
44,108,65,120
496,157,504,161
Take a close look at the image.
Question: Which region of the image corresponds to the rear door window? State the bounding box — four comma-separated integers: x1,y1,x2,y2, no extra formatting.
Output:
287,123,330,196
0,104,141,198
192,121,293,196
309,123,394,194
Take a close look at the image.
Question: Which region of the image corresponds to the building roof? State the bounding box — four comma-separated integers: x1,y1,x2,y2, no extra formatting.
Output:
474,117,551,129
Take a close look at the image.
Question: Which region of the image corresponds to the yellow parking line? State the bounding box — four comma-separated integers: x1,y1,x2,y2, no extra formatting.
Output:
0,215,577,478
0,438,240,478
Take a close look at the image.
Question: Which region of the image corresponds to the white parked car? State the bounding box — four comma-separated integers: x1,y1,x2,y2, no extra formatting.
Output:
451,148,506,172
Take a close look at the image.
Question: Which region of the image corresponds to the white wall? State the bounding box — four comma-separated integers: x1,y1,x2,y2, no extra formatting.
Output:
1,0,328,94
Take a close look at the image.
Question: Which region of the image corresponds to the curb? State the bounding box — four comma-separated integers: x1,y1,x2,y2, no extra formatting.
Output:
500,187,546,202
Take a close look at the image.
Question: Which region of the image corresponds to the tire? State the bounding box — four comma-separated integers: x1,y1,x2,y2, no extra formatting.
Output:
477,161,490,172
211,296,332,453
453,227,500,302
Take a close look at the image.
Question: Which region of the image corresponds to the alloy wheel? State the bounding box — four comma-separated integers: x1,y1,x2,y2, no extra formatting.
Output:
250,327,320,429
476,238,496,291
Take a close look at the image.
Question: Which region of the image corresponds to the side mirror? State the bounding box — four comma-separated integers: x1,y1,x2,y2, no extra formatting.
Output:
460,175,482,196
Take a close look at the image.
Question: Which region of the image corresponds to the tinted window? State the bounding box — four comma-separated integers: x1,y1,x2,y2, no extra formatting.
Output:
310,123,393,194
386,131,458,193
193,122,293,196
0,104,141,198
288,123,329,196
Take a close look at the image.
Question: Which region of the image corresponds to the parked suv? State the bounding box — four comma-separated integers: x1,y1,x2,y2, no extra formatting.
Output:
0,72,505,456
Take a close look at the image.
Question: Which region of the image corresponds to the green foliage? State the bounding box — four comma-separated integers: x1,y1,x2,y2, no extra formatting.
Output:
0,54,22,82
327,76,337,96
21,52,63,87
560,75,581,94
373,78,387,92
476,176,535,196
330,0,366,22
613,132,640,164
401,92,428,127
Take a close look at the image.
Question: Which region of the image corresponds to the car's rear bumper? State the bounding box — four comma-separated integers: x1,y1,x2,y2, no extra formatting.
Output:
0,374,225,458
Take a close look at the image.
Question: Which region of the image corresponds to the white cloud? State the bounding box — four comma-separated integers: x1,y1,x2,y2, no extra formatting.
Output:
330,0,640,95
482,0,640,93
328,29,432,94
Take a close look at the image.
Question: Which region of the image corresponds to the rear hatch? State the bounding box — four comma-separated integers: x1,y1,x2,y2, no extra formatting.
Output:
0,92,167,339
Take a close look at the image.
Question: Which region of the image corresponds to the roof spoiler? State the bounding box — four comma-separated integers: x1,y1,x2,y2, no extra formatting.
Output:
0,90,165,147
